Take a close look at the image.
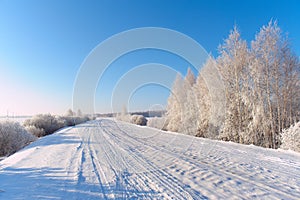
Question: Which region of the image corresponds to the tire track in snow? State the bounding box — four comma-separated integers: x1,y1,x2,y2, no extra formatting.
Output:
68,123,109,199
98,120,197,199
99,120,230,199
101,119,299,199
93,122,160,199
92,127,128,198
85,127,109,199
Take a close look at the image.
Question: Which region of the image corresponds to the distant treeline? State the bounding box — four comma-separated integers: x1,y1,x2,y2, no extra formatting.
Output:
96,110,166,118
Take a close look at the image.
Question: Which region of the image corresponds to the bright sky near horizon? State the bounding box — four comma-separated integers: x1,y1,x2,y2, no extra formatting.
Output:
0,0,299,115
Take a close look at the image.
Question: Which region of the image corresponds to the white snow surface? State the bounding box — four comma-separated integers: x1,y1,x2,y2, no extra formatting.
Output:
0,119,299,199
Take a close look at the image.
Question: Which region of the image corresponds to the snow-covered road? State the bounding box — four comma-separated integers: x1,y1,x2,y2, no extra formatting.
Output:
0,119,299,199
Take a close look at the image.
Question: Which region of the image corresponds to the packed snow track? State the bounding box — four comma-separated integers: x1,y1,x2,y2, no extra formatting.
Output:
0,119,299,199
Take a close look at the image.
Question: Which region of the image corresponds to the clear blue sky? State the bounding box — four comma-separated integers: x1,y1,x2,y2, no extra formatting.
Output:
0,0,299,115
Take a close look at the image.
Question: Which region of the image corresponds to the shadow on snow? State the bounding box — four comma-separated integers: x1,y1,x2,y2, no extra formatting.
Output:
0,166,160,199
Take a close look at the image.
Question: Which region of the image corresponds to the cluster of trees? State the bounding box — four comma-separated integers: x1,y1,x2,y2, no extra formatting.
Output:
165,21,300,149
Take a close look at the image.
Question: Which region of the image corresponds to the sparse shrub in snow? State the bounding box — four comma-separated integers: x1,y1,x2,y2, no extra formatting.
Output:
116,113,131,123
130,115,147,126
25,125,46,138
0,121,36,156
280,121,300,152
63,109,94,126
147,117,167,130
59,116,92,126
116,106,131,123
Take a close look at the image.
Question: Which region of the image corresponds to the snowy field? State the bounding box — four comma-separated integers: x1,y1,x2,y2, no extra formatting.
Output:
0,116,31,124
0,119,299,199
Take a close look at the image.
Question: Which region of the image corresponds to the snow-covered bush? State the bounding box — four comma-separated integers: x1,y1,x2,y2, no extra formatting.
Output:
25,125,46,138
280,121,300,152
23,114,65,136
73,116,92,125
0,121,36,156
59,116,76,126
24,114,93,137
130,115,147,126
147,117,166,130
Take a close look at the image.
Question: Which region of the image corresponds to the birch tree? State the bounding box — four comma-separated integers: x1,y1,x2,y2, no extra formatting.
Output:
181,68,196,135
165,73,185,132
194,71,211,138
251,20,300,148
217,26,250,143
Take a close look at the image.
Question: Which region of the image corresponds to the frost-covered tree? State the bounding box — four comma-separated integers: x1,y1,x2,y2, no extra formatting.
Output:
181,85,198,135
280,40,300,129
77,109,83,117
165,73,185,132
184,68,196,88
217,26,250,143
251,21,280,147
180,68,196,135
66,109,75,117
193,71,211,138
251,20,300,148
